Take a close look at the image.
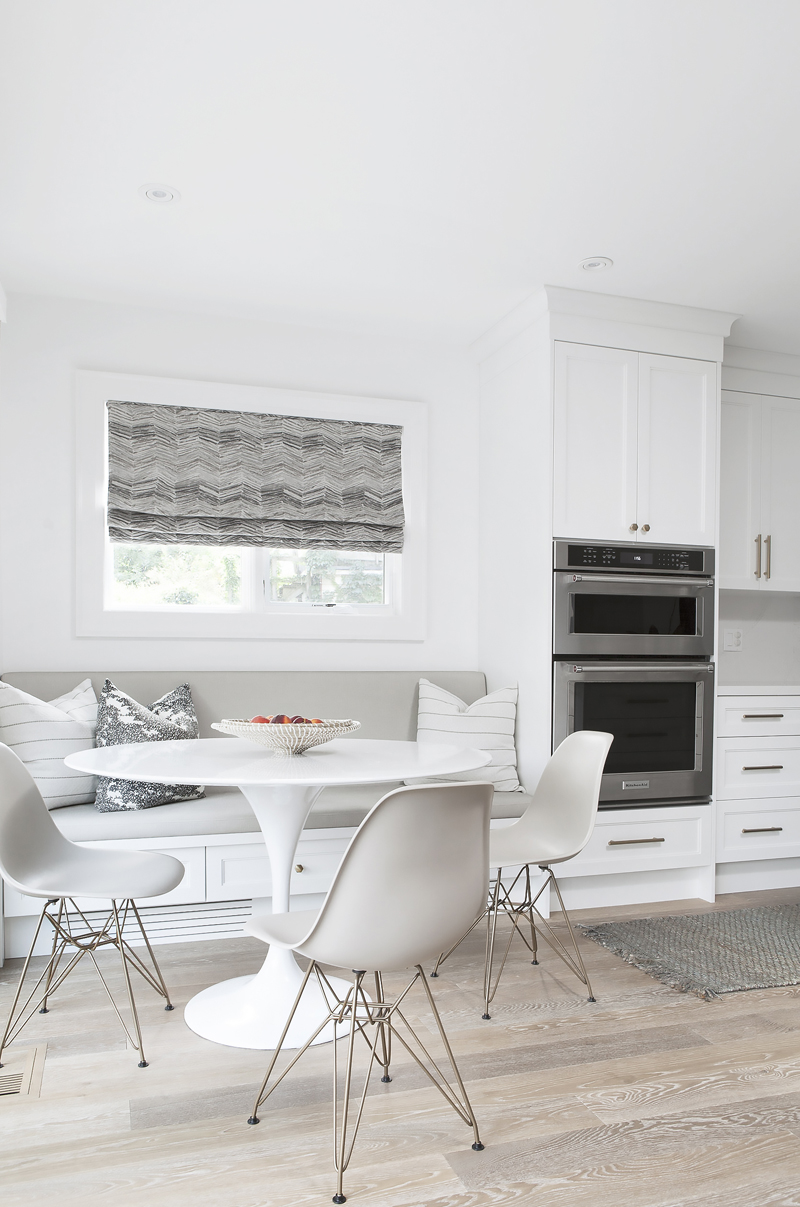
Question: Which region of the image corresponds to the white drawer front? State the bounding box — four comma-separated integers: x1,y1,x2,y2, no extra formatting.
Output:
717,737,800,799
716,697,800,738
2,845,206,917
717,798,800,861
206,841,271,902
559,807,711,877
205,835,349,902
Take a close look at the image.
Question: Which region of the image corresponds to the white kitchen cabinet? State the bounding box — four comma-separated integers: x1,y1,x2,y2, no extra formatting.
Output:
553,343,638,543
720,391,800,591
715,689,800,890
553,342,717,546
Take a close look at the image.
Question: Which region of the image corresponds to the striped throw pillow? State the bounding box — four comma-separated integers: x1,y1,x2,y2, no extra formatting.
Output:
411,679,522,792
0,679,98,808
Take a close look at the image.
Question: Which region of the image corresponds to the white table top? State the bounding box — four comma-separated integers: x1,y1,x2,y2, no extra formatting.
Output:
65,737,492,786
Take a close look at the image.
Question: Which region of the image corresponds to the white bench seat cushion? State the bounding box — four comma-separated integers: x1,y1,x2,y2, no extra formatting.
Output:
51,782,531,842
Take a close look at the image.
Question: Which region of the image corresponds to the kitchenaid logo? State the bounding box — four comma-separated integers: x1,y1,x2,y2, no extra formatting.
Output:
622,779,650,790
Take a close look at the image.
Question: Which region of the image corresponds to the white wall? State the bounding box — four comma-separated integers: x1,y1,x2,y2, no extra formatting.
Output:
0,294,480,673
718,590,800,686
477,313,554,792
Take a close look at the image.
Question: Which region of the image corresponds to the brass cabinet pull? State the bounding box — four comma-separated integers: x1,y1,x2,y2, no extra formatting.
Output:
765,534,772,579
742,827,783,834
608,837,666,846
294,864,304,873
629,522,638,532
742,765,784,771
641,524,650,533
742,714,784,719
755,533,762,578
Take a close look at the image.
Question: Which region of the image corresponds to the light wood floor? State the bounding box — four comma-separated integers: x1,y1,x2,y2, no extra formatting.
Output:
3,888,800,1207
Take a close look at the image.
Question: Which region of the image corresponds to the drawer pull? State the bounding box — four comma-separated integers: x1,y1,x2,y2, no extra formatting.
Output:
742,765,784,771
608,837,666,846
742,827,783,834
742,714,785,719
294,864,304,873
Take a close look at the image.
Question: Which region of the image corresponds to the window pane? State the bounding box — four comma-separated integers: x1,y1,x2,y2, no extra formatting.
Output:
109,544,243,607
268,549,385,604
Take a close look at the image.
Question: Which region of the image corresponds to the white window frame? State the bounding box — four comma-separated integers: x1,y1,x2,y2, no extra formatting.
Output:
75,370,427,641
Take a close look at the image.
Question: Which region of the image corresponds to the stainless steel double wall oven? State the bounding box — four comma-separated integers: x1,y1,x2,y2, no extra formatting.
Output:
553,540,715,808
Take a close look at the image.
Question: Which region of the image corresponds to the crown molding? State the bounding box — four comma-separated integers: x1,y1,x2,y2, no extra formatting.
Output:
473,285,739,362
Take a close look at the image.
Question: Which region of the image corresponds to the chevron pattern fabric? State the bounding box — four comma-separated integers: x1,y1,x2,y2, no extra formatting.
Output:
106,400,405,552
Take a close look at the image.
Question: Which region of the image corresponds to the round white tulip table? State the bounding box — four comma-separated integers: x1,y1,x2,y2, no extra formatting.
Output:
65,737,491,1051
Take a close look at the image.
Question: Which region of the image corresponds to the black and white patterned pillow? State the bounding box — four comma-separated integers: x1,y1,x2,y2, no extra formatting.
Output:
94,680,205,812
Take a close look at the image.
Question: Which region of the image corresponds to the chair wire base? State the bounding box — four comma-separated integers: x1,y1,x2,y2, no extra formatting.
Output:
0,897,173,1069
431,864,596,1017
248,962,484,1204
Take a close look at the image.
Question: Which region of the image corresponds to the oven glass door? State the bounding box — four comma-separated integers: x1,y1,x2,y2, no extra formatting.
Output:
554,574,714,657
553,661,714,803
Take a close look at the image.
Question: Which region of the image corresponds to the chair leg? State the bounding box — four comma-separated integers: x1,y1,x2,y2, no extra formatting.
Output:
374,972,392,1083
111,900,149,1067
248,963,484,1204
430,905,487,978
0,900,65,1065
526,866,539,965
1,897,176,1070
38,899,65,1014
544,870,596,1002
482,873,503,1018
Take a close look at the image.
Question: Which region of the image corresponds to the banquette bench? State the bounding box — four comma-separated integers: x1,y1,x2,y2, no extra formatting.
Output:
1,670,529,960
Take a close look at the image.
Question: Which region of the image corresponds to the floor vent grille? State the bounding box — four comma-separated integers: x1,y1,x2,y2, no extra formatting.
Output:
84,900,254,946
0,1046,45,1098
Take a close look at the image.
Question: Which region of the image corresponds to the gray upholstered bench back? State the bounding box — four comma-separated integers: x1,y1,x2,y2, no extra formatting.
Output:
0,670,530,839
1,670,488,740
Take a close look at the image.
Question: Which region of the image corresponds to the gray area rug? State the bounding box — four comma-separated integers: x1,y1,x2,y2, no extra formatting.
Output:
579,904,800,999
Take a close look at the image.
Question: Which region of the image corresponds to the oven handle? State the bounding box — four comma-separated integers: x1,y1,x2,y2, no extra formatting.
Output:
561,575,713,588
560,662,713,674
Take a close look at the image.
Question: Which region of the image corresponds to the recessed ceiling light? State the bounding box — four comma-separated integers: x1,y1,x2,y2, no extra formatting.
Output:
579,256,613,271
138,183,181,203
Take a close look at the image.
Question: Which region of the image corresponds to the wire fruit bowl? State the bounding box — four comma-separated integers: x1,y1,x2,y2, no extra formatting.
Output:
211,718,361,755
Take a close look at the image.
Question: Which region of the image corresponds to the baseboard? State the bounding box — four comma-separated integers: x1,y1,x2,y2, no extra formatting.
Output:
716,857,800,895
554,865,716,911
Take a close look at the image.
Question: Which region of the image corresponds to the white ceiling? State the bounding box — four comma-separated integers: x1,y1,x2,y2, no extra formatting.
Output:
1,1,799,347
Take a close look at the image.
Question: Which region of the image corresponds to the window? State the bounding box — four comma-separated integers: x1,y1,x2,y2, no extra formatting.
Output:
76,370,427,640
106,542,398,613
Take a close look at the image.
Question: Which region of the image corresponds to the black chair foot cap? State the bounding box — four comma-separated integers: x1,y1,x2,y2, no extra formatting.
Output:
164,1003,175,1011
481,1013,491,1020
39,1007,49,1014
588,996,596,1003
138,1061,149,1068
381,1075,392,1083
531,959,539,965
247,1116,259,1125
333,1195,347,1203
472,1142,485,1151
430,971,438,978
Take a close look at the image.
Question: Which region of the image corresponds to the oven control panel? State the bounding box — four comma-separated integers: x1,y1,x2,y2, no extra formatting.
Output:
556,541,712,575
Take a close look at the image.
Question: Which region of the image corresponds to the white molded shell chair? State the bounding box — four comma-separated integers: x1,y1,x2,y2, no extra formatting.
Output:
244,781,494,1205
0,743,185,1068
432,730,614,1016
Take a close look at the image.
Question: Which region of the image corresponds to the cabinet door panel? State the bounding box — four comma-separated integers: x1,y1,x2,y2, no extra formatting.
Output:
637,355,717,547
761,397,800,592
553,342,638,541
719,392,762,589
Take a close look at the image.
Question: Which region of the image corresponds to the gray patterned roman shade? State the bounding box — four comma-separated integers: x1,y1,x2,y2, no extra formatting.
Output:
106,400,405,552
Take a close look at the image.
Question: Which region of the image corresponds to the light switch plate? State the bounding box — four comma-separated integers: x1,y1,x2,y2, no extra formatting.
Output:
723,629,743,651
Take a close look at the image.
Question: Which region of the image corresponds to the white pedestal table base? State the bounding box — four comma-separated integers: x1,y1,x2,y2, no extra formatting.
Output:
184,782,354,1050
